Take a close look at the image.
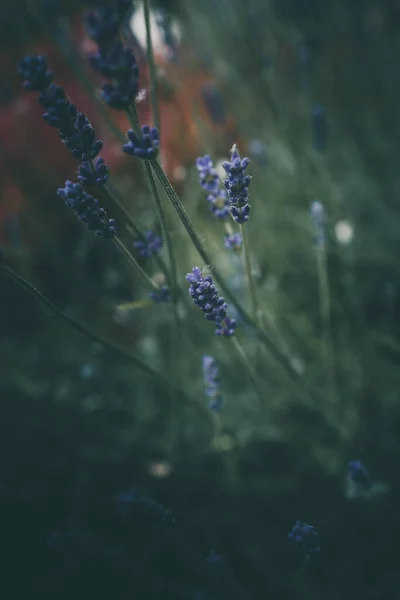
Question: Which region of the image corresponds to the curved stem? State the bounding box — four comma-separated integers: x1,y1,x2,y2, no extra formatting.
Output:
103,181,169,278
113,236,159,291
240,223,259,322
143,161,178,293
1,262,162,380
143,0,161,133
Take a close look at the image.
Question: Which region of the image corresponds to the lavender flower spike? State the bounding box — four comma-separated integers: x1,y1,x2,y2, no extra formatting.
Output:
123,126,160,159
57,180,116,238
202,355,223,411
185,267,236,337
222,144,252,224
18,55,53,92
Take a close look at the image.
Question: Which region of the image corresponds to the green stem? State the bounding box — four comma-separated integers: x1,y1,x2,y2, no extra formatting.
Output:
316,247,336,396
113,236,159,291
143,161,178,293
143,0,161,133
230,336,262,402
240,223,259,321
150,159,298,377
103,181,169,278
1,262,162,380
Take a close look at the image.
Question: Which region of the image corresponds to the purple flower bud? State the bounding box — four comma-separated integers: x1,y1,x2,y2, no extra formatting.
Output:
18,55,53,92
202,355,223,411
288,520,320,555
123,126,160,159
134,231,163,257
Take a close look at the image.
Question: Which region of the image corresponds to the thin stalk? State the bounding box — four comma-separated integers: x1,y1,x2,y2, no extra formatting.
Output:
143,0,161,133
143,161,178,293
230,336,263,403
103,181,169,278
316,246,336,397
113,236,159,291
1,262,162,380
240,223,259,322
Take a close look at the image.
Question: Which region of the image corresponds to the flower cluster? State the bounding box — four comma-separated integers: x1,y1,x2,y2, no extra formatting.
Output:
57,181,116,238
134,230,163,257
123,126,160,160
196,155,229,219
202,355,223,411
185,267,236,337
85,3,139,110
222,144,252,224
288,520,320,556
19,55,115,237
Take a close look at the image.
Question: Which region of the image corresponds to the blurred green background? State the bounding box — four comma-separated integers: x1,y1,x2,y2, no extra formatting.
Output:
1,0,400,598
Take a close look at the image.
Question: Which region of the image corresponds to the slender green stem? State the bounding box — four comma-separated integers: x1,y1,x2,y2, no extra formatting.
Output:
230,336,262,402
240,223,259,322
113,236,159,291
1,262,161,380
143,161,178,292
316,247,336,396
143,0,161,133
103,181,169,278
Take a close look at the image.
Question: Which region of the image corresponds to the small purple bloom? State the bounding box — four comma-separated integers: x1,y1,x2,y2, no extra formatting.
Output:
312,104,328,151
60,112,103,161
84,0,132,46
57,180,116,238
222,145,252,224
18,55,53,92
202,355,223,411
38,83,77,132
115,488,175,529
288,520,320,555
149,286,172,303
186,267,236,337
123,126,160,159
89,42,138,79
134,231,163,257
207,189,229,219
196,155,220,194
78,157,109,186
224,232,242,252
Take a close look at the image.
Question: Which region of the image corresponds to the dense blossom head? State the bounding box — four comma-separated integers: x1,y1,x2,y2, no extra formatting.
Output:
222,145,252,224
78,157,109,186
134,231,163,258
185,267,236,337
57,180,116,238
288,521,320,555
38,84,77,132
90,42,139,80
18,55,53,92
123,126,160,159
84,0,132,46
202,355,223,411
60,112,103,161
196,155,220,194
